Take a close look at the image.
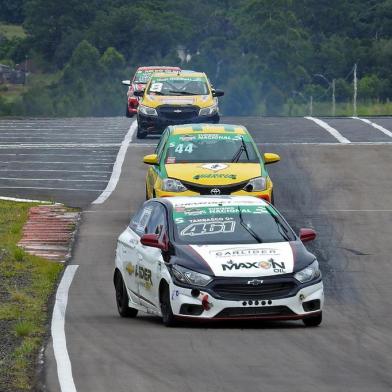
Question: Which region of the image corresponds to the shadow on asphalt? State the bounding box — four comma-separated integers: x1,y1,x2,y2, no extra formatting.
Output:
134,315,308,330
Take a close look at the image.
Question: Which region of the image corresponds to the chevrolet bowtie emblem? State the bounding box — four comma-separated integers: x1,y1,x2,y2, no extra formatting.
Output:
247,279,263,286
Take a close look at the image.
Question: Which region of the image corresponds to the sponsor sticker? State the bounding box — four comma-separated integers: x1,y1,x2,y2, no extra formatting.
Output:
221,258,286,273
201,163,228,172
193,173,236,180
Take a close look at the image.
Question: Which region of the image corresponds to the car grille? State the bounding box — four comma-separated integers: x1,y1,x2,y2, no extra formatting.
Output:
211,279,297,300
181,180,249,195
157,105,199,120
215,306,295,318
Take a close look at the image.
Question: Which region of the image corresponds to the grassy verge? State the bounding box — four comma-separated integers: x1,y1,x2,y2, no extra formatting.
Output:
0,200,64,391
0,23,26,39
282,100,392,117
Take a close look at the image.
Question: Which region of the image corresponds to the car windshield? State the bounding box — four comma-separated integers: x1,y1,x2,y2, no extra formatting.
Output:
164,133,259,163
134,69,178,84
172,203,295,245
147,76,209,96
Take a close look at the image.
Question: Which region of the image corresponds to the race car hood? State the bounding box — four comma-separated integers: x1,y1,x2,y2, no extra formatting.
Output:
171,241,316,278
165,163,262,185
141,94,215,109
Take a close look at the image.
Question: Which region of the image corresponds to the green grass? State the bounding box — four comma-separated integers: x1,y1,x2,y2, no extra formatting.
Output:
0,200,64,391
282,100,392,117
0,23,26,39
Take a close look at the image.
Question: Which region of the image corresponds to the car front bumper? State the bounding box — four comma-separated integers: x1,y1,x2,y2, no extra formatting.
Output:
169,281,324,320
154,187,273,202
137,112,220,134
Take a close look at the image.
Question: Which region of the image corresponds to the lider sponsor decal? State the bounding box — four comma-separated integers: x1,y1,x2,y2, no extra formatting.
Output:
193,173,236,180
221,258,286,273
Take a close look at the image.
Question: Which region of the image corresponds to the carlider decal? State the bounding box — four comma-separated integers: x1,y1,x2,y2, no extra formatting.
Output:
190,242,294,277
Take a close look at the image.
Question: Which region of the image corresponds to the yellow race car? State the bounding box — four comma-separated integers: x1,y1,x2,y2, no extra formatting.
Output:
134,71,224,138
143,124,280,203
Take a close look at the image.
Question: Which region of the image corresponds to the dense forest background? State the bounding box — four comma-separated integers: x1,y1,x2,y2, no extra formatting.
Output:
0,0,391,116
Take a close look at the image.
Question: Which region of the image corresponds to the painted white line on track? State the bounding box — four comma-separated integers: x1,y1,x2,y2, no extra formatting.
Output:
352,117,392,138
0,143,122,148
52,265,78,392
0,177,107,182
304,117,351,143
255,142,392,145
0,186,103,191
0,160,113,165
0,154,115,158
0,196,57,203
93,120,137,204
0,169,111,173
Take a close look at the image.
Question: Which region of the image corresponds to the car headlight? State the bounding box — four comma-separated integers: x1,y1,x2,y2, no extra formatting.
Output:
162,178,188,192
294,260,321,283
199,104,218,116
138,104,158,116
244,176,266,192
172,265,213,287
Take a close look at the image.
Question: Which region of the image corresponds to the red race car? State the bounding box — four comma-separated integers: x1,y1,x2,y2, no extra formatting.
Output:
122,66,181,117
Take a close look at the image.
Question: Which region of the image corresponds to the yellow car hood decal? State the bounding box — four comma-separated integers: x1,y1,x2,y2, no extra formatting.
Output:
142,94,215,109
166,163,262,185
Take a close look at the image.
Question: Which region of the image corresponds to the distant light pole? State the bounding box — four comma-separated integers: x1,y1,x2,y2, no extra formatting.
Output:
314,74,336,116
353,63,357,117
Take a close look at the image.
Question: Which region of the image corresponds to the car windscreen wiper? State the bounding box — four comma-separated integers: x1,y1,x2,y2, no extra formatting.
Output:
168,90,198,95
237,207,263,243
268,210,292,241
231,137,250,162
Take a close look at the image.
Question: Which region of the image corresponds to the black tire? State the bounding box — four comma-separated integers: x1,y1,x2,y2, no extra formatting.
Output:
136,125,148,139
114,272,138,318
152,189,156,199
303,312,322,327
160,284,177,327
145,185,149,200
270,191,275,205
125,105,132,118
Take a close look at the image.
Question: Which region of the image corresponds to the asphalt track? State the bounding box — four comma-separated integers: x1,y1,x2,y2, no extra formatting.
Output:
0,117,130,207
1,117,392,391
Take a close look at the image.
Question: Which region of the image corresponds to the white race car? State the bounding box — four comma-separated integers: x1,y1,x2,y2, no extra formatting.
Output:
113,196,324,327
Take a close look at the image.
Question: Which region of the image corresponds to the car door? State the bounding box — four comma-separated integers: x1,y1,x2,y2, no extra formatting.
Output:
136,202,167,310
120,204,153,305
147,129,169,196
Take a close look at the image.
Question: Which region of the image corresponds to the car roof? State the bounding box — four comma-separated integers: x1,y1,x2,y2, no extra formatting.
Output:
137,66,181,71
163,195,268,209
168,123,249,135
152,71,205,78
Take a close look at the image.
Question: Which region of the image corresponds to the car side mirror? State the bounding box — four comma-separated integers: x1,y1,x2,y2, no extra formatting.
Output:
143,154,159,165
299,228,317,242
263,153,280,164
212,89,224,97
122,80,131,86
140,234,167,251
133,90,144,97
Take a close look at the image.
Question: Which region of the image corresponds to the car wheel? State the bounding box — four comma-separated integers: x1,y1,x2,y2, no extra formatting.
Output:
160,283,177,327
270,191,275,205
145,185,149,200
152,190,156,199
125,105,132,118
302,312,322,327
137,126,148,139
114,272,138,318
